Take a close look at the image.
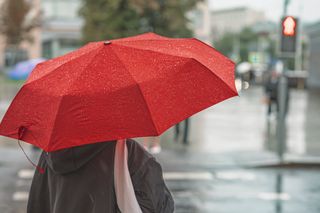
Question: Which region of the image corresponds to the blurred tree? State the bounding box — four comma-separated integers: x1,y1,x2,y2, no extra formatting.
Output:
214,28,259,62
133,0,199,37
79,0,200,43
0,0,39,46
0,0,40,66
213,32,235,58
79,0,142,43
238,28,258,61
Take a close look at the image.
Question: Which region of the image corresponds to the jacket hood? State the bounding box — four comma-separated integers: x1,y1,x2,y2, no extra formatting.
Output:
44,141,113,174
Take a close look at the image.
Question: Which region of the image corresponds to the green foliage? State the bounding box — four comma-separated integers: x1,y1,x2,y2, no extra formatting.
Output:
137,0,198,37
238,28,258,61
214,28,261,62
79,0,200,43
79,0,142,43
213,32,235,58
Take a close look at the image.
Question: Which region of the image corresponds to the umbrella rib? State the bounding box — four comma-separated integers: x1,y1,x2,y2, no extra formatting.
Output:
188,58,238,96
109,47,160,135
46,47,105,151
112,43,192,60
24,45,101,87
113,43,237,95
113,37,192,43
45,95,64,151
65,46,105,94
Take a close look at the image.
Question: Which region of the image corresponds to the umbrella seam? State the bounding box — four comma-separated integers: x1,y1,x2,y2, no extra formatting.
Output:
24,44,101,87
109,47,160,135
130,58,237,136
190,39,238,94
112,38,170,42
182,38,237,94
46,95,64,151
110,44,237,133
112,43,236,94
47,46,105,151
113,37,194,43
110,32,170,42
191,38,236,65
116,37,234,63
112,43,192,61
113,43,237,95
65,45,105,94
187,58,238,96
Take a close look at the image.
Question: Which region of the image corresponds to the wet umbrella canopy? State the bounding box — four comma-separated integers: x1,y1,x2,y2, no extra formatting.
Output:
0,33,237,152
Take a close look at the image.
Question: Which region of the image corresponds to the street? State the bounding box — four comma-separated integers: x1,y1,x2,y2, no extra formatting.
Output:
1,83,320,213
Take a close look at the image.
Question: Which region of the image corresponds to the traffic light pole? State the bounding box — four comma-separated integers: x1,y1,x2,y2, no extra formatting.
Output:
275,0,291,163
276,62,288,163
283,0,290,16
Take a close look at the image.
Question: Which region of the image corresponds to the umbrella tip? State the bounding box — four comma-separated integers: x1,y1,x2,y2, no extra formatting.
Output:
104,41,111,45
18,126,27,139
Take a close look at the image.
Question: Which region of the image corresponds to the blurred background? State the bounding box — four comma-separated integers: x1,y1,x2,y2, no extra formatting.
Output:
0,0,320,212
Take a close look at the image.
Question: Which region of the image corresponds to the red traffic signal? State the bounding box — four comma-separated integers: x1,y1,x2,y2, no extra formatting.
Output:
282,16,297,36
280,16,298,54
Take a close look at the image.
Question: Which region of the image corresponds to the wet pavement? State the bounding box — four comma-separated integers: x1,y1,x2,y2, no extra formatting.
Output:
156,85,320,213
1,77,320,212
166,168,320,213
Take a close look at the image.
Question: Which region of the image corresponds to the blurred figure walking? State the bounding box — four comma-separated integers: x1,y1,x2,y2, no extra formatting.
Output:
174,118,190,145
264,69,290,118
264,71,280,117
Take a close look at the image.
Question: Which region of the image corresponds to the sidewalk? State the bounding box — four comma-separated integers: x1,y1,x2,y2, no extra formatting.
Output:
150,87,320,212
156,86,320,168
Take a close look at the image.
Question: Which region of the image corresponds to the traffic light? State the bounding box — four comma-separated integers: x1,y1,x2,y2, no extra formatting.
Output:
280,16,298,54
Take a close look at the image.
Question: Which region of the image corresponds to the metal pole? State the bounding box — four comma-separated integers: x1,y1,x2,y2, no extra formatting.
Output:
275,0,291,163
276,71,287,163
295,1,303,73
283,0,290,16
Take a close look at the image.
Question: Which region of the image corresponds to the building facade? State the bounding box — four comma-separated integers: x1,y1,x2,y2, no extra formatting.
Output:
41,0,209,58
307,22,320,88
188,0,212,44
0,0,41,68
211,7,266,41
1,0,215,66
41,0,82,58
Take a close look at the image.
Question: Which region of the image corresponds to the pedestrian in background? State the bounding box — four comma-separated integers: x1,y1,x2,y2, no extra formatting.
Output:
174,118,190,145
264,70,280,117
264,69,290,119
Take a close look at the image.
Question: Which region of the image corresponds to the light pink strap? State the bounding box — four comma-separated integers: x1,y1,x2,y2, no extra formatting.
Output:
114,139,142,213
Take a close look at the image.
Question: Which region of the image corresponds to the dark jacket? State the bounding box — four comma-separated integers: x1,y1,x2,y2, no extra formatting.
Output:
27,139,174,213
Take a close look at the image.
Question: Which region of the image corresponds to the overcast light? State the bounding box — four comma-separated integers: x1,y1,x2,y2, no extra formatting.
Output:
209,0,319,23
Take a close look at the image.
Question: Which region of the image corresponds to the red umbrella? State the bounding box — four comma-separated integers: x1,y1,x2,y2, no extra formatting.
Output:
0,32,237,152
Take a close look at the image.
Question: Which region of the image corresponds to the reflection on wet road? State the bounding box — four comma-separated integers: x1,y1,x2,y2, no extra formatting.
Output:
177,86,320,158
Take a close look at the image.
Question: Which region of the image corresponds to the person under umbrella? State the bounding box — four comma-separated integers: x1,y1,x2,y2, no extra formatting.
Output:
27,139,174,213
0,32,238,213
